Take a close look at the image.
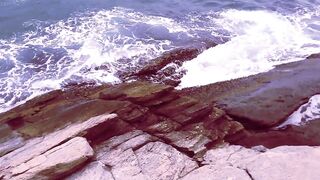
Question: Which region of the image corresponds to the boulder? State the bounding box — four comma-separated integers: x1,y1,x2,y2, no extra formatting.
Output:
5,137,94,180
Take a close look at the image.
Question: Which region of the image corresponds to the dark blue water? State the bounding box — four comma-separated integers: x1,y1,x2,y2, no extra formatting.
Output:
0,0,320,112
0,0,318,38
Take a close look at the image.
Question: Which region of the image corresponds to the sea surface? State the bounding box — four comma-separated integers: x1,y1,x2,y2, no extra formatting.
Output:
0,0,320,121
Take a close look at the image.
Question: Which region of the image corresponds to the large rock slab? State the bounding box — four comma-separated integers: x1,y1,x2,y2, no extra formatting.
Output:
17,99,128,137
181,58,320,128
4,137,94,180
0,114,119,172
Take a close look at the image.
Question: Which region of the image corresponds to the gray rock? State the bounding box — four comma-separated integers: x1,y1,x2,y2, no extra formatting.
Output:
109,149,147,180
135,142,198,180
8,137,94,180
181,145,320,180
66,161,114,180
246,146,320,180
181,165,251,180
203,145,259,166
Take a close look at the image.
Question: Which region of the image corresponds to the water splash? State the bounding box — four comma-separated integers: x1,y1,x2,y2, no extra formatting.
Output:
277,95,320,128
179,8,320,88
0,7,194,112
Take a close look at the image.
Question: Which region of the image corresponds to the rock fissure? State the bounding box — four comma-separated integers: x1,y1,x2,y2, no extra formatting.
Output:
244,168,255,180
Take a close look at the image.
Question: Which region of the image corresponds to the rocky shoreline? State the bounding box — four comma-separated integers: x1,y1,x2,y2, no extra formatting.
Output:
0,53,320,179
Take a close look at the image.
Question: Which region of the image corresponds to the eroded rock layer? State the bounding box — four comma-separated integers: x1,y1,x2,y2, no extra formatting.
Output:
0,81,243,179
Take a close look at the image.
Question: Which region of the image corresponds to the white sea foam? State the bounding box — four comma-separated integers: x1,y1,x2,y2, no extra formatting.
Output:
0,7,191,112
277,95,320,128
179,9,320,88
1,7,320,113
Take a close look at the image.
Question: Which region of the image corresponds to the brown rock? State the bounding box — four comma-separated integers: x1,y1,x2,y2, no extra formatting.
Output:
0,90,62,124
6,99,129,138
155,97,197,114
146,119,181,134
99,81,174,105
229,118,320,148
136,48,201,76
181,58,320,128
307,53,320,59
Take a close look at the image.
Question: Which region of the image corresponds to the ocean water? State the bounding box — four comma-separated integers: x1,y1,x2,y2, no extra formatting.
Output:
0,0,320,121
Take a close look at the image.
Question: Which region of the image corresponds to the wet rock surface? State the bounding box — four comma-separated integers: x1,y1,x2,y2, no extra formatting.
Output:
119,44,216,86
181,58,320,128
228,118,320,148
